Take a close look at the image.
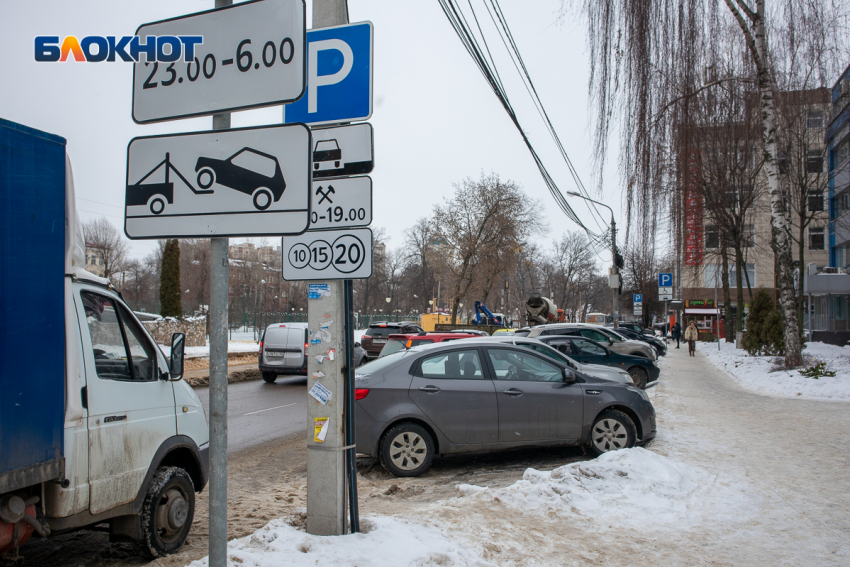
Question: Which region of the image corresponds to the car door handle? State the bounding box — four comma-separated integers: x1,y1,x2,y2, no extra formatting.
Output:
501,388,523,397
418,386,441,393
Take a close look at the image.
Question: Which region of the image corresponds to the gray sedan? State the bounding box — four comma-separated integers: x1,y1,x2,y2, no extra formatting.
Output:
355,340,656,477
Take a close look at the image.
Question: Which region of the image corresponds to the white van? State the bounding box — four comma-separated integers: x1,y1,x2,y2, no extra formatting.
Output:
258,323,309,382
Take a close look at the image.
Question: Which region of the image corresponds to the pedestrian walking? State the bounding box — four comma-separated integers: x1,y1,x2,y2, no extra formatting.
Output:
684,320,699,356
672,321,682,348
661,323,668,340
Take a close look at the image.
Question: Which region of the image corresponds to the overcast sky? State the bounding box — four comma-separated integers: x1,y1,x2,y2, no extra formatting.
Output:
1,0,622,265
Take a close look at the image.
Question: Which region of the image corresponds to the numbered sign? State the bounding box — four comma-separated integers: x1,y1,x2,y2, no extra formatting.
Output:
310,176,371,230
133,0,306,124
282,228,373,280
124,124,311,238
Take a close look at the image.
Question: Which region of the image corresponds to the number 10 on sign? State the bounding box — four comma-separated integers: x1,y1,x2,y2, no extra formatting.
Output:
283,228,373,280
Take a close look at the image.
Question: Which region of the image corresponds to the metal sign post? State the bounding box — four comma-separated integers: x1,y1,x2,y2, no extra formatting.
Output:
133,0,307,124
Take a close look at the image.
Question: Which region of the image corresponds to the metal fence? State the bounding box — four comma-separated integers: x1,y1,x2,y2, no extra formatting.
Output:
231,311,422,338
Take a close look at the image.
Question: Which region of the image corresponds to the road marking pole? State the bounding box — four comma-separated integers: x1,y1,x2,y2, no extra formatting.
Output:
208,6,231,567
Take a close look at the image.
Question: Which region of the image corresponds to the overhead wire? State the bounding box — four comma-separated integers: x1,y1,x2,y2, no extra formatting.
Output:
437,0,614,260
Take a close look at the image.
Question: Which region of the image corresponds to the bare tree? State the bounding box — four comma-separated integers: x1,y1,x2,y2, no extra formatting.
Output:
82,217,128,281
431,173,542,324
572,0,848,366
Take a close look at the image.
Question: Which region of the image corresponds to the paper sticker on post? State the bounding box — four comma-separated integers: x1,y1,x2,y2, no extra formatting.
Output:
308,283,331,299
308,382,332,405
313,417,329,442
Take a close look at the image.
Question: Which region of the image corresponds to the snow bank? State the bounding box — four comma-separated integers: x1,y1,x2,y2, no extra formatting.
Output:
698,340,850,401
456,448,736,528
185,516,495,567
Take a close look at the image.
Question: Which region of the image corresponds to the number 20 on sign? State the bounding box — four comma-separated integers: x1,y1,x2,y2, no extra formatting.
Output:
283,228,373,281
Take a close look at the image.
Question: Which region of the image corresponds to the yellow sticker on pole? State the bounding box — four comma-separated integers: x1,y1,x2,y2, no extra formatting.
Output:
313,417,329,442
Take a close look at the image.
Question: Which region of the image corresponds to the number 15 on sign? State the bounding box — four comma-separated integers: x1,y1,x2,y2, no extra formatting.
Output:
283,228,373,280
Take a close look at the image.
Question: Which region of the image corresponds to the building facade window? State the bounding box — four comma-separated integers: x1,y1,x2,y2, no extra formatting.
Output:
807,149,824,173
704,225,719,249
807,190,825,212
809,227,825,250
704,262,756,287
807,110,825,129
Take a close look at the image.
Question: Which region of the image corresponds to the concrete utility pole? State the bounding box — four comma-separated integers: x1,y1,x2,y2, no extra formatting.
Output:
208,2,232,566
306,0,350,537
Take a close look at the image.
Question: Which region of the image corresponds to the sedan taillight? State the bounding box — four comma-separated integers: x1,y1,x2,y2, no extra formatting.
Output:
355,388,370,400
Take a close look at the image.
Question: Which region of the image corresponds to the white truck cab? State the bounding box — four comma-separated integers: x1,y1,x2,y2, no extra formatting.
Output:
0,120,209,559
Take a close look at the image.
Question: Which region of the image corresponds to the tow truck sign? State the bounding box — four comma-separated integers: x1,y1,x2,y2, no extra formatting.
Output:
124,123,311,239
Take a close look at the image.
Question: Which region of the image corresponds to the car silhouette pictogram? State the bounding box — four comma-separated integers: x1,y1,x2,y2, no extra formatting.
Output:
195,148,286,210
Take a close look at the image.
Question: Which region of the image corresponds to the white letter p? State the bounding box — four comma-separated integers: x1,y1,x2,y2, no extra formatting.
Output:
308,39,353,114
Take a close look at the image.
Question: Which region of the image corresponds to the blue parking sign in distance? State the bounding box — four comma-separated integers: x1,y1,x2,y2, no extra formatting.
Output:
283,21,372,126
633,294,642,304
658,273,673,287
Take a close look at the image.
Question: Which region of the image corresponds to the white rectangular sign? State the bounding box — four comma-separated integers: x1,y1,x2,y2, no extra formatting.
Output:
312,123,374,179
132,0,306,124
310,177,371,230
634,307,643,316
125,124,311,239
282,228,373,280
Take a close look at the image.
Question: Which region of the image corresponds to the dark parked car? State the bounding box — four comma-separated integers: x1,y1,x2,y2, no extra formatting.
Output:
536,335,659,389
360,321,424,360
355,340,656,477
610,327,667,357
195,147,286,211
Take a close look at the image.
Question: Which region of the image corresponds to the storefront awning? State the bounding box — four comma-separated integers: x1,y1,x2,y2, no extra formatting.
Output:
685,308,720,315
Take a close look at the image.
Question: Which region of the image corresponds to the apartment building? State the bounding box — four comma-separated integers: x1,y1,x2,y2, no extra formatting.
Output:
680,89,831,334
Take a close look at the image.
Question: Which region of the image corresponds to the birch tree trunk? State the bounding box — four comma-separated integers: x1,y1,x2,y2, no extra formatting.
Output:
724,0,803,367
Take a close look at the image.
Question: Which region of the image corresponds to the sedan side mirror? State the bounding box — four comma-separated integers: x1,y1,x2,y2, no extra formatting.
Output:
354,341,361,348
562,368,576,383
170,332,185,381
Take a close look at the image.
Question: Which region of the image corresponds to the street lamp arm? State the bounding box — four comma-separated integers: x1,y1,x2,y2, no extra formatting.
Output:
566,191,614,220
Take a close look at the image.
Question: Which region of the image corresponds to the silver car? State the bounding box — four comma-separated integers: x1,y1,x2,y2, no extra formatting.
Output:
355,340,657,477
484,336,633,385
526,323,657,360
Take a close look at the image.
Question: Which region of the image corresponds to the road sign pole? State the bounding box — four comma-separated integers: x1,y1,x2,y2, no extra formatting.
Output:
208,5,231,567
306,0,349,537
611,217,619,329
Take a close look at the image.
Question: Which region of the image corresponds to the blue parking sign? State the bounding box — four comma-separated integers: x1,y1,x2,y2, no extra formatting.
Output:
658,273,673,287
633,294,642,304
283,21,373,126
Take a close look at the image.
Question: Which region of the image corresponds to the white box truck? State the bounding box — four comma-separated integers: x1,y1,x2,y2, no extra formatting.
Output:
0,119,209,558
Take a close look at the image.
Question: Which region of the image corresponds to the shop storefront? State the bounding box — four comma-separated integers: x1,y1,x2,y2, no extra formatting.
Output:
684,299,723,339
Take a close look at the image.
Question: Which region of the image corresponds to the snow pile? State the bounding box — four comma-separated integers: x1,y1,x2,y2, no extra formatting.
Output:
458,448,733,528
698,340,850,401
185,516,496,567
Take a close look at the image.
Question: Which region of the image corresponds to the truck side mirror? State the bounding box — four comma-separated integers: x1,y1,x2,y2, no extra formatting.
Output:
170,333,185,381
562,368,576,383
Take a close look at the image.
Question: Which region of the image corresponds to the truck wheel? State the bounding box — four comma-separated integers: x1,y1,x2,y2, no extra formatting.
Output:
262,372,277,383
197,168,215,189
136,466,195,558
149,197,166,215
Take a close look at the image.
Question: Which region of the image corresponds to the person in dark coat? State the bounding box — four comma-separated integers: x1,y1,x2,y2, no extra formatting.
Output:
672,321,682,348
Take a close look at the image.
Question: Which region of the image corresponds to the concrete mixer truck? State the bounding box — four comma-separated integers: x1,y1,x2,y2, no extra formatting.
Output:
525,293,560,326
